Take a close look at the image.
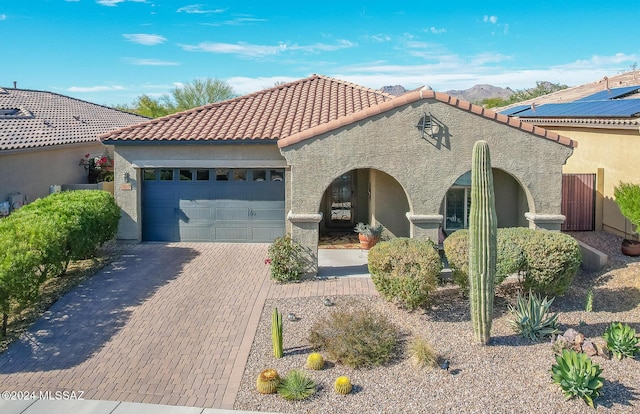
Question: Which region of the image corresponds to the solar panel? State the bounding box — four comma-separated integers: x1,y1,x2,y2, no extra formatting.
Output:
513,100,640,117
499,105,530,116
574,85,640,102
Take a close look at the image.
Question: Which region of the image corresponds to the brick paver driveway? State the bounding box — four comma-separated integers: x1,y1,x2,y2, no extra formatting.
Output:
0,243,273,408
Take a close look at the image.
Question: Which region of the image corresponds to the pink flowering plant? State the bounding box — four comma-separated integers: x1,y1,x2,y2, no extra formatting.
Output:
80,151,114,183
266,236,306,282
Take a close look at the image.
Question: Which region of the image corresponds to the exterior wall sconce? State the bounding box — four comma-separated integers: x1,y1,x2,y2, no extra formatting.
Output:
416,112,439,138
123,171,131,183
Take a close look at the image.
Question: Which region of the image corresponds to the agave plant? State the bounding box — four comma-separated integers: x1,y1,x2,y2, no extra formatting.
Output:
277,370,316,401
507,290,559,341
603,321,639,360
551,349,603,408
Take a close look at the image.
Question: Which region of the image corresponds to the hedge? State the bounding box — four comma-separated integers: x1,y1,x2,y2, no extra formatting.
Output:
443,227,581,296
0,190,120,335
368,238,442,309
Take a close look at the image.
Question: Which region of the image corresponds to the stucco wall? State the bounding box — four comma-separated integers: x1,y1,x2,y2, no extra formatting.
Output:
0,141,105,205
370,169,411,237
281,99,573,234
547,126,640,236
112,143,287,241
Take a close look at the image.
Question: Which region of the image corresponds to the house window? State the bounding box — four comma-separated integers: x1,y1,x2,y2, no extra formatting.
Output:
179,169,193,181
445,187,471,230
196,169,210,181
270,170,283,181
160,169,174,181
233,169,246,181
216,169,229,181
253,170,266,181
143,169,156,181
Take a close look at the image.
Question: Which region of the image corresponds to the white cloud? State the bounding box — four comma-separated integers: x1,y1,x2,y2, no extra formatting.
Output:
180,39,355,58
123,33,167,45
484,15,498,24
97,0,124,6
369,34,391,43
202,17,267,26
68,85,126,93
124,58,179,66
177,5,224,14
227,76,298,95
429,27,446,34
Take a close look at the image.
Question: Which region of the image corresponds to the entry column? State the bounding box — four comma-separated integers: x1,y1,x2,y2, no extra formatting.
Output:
287,211,323,276
406,213,443,244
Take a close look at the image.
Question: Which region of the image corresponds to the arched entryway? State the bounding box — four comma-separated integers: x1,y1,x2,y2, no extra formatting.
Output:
440,168,530,234
319,168,410,242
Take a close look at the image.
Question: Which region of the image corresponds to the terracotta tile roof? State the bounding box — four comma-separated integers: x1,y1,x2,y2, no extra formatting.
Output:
100,74,575,149
0,87,147,151
100,74,394,142
277,87,576,149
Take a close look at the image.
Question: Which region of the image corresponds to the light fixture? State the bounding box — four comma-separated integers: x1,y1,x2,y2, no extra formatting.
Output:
123,171,130,183
287,312,297,321
416,112,439,138
323,298,334,307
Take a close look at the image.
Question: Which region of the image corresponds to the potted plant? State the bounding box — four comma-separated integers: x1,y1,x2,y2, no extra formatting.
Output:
613,182,640,256
354,222,383,250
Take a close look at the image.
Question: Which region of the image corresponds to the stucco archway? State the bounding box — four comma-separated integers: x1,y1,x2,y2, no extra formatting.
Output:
440,168,533,235
318,168,411,239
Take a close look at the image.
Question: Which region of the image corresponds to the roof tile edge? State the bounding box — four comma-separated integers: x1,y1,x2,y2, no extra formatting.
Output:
278,89,576,149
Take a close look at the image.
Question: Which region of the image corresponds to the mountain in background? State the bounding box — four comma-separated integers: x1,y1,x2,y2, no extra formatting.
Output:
445,84,514,103
379,83,514,103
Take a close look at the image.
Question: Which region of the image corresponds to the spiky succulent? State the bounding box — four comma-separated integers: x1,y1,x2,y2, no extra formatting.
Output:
306,352,325,370
334,376,353,395
603,321,639,360
256,368,280,394
277,370,316,401
551,349,603,408
508,290,559,341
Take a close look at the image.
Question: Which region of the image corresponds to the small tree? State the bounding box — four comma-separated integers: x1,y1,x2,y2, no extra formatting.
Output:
614,182,640,237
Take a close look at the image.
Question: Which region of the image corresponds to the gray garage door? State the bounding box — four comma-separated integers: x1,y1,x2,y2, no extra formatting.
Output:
142,168,285,242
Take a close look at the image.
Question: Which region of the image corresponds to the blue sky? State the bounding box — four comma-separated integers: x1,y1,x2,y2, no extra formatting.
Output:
2,1,639,106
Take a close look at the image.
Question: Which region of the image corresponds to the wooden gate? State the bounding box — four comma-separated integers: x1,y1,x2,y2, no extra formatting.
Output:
561,173,596,231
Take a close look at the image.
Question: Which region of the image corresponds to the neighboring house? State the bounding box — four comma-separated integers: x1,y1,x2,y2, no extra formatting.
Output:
0,86,147,211
499,71,640,238
101,74,576,273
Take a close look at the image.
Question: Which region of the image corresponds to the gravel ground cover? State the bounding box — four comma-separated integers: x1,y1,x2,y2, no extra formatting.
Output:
235,231,640,413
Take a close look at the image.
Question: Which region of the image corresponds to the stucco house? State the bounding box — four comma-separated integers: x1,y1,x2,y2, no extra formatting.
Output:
499,71,640,238
0,86,147,212
101,74,576,273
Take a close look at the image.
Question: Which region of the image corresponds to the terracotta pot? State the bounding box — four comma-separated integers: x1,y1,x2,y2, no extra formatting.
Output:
358,234,378,250
621,239,640,257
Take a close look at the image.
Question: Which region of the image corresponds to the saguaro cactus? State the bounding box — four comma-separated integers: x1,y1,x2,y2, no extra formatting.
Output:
468,140,498,345
272,307,283,358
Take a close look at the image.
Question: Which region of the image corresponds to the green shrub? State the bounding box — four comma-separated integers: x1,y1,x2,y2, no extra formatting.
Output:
0,190,120,336
266,236,305,282
520,230,581,296
408,336,439,369
507,290,559,341
277,370,316,401
551,349,603,408
603,322,639,360
308,308,398,368
444,228,581,296
367,238,442,309
444,229,525,292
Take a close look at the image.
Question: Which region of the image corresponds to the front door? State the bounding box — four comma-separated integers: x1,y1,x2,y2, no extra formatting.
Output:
325,171,355,228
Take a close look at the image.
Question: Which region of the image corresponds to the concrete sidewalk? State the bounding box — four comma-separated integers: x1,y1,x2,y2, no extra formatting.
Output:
0,399,279,414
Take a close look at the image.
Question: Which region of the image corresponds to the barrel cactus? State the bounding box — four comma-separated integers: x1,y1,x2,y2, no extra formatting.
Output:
306,352,325,370
468,140,497,345
256,368,280,394
334,376,353,394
